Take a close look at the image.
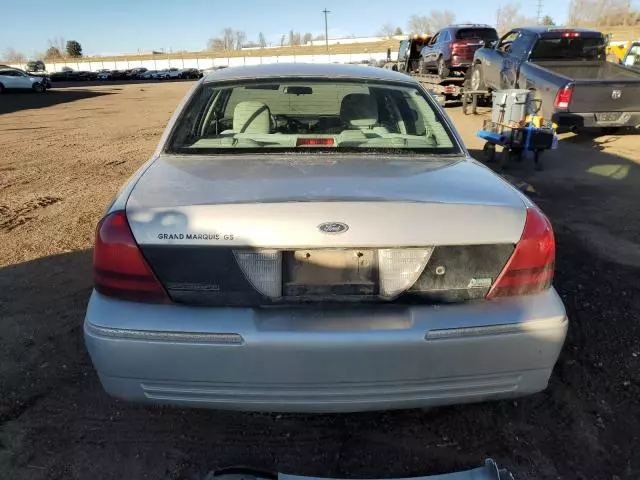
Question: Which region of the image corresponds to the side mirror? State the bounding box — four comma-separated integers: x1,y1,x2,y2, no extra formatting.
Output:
485,40,497,49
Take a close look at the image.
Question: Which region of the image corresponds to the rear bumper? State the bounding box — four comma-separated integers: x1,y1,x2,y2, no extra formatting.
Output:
84,289,568,412
450,56,473,69
553,111,640,128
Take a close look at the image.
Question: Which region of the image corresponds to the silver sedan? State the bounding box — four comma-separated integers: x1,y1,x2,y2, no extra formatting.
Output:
84,63,567,412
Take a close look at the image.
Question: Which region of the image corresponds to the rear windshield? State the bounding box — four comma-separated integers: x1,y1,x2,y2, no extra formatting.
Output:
168,79,460,155
530,36,606,61
456,28,498,41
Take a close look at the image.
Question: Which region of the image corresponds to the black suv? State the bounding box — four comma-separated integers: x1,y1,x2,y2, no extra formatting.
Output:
419,24,498,78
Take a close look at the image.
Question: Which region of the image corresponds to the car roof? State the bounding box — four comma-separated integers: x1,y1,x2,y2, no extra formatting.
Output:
444,24,494,30
203,63,419,84
515,26,603,35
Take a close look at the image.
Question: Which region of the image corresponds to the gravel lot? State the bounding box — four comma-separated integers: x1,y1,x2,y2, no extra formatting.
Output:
1,82,639,480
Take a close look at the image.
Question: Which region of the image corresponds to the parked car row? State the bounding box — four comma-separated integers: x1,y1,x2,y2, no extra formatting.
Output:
47,66,204,82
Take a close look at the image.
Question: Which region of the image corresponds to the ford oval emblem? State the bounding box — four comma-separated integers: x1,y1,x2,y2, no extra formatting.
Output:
318,222,349,234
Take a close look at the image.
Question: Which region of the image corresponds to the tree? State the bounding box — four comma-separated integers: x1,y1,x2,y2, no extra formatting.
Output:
408,14,431,34
303,32,313,45
207,28,245,51
48,37,66,53
26,60,46,72
541,15,555,25
428,10,456,31
313,34,326,41
258,32,267,48
567,0,638,26
394,27,404,35
44,46,63,60
66,40,82,57
3,48,25,63
280,35,286,47
222,28,235,50
234,30,246,49
379,22,395,38
496,4,536,33
207,38,225,51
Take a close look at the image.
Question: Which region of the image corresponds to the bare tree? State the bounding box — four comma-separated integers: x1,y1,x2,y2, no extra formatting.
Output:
313,34,326,41
32,51,46,61
258,32,267,48
567,0,637,26
428,10,456,31
222,28,235,50
207,28,245,51
496,3,536,33
3,48,26,63
408,14,431,34
44,46,63,59
303,32,313,45
234,30,246,49
207,38,225,51
280,35,286,47
379,22,395,38
394,27,404,35
48,37,66,53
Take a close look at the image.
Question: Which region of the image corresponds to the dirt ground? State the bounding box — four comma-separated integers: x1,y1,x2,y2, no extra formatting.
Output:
1,82,639,480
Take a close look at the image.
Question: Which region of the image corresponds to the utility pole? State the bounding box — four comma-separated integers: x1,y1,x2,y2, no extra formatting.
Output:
322,8,331,52
536,0,543,24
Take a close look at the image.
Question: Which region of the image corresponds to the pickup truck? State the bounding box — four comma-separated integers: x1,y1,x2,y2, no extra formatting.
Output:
621,41,640,71
471,27,640,131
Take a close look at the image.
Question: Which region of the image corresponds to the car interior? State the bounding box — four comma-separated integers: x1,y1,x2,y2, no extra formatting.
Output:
173,81,456,150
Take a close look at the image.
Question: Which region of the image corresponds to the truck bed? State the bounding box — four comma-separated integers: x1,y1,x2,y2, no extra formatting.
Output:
535,60,640,81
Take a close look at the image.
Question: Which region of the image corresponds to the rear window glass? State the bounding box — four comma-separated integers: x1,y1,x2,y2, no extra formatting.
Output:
531,36,606,61
168,79,460,155
456,28,498,41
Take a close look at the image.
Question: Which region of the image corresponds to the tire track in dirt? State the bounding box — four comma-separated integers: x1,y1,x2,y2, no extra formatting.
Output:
0,196,62,232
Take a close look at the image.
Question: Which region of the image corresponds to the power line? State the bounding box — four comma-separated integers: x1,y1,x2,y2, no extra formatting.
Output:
322,8,331,53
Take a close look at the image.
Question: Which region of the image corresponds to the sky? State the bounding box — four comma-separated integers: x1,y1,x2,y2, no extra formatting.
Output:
1,0,576,57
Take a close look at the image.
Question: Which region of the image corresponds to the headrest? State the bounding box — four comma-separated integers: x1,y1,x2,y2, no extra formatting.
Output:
340,94,378,127
233,101,271,133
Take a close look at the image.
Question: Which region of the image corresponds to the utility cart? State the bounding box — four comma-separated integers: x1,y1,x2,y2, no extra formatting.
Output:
477,89,557,170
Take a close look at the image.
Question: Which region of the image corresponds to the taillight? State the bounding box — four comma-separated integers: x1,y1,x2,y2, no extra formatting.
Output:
486,208,555,299
451,41,464,53
554,86,573,110
93,211,169,303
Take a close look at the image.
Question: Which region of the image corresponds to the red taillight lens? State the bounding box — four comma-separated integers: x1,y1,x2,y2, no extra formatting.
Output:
94,211,169,303
451,41,464,53
554,86,573,110
296,138,335,146
487,208,555,299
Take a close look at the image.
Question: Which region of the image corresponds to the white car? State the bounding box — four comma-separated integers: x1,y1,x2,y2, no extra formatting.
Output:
154,67,183,79
84,63,568,413
0,68,47,93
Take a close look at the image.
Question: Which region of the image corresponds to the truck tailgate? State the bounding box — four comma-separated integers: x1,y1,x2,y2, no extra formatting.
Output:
570,81,640,113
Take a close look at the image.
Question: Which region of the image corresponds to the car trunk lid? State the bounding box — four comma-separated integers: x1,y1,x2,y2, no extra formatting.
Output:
125,154,526,305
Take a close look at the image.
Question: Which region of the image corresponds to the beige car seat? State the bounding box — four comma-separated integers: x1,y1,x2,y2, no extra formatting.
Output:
226,101,272,134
